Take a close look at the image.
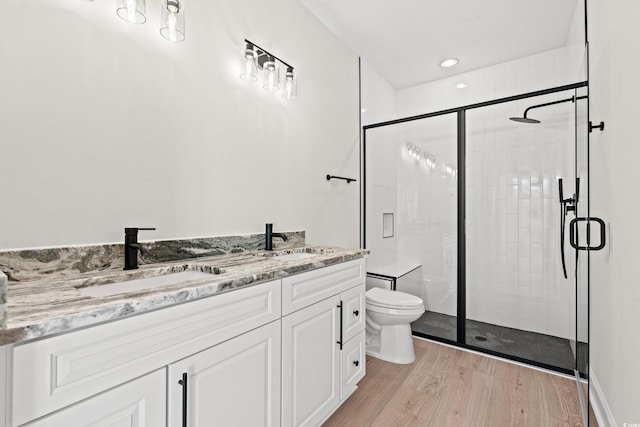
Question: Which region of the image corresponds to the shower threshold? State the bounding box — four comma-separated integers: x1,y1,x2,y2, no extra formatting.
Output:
412,310,588,375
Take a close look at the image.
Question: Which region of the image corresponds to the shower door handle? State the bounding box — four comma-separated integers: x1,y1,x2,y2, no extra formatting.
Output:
569,217,606,251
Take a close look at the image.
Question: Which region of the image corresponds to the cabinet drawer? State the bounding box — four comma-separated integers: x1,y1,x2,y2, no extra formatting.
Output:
23,369,166,427
12,280,281,426
340,330,365,400
341,283,365,343
282,258,365,315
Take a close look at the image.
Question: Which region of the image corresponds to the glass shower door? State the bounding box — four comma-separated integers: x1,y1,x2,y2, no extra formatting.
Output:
365,113,458,342
464,89,584,373
573,87,590,377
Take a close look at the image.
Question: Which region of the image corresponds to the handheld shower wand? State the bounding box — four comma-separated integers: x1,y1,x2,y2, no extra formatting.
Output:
558,178,579,279
558,179,568,279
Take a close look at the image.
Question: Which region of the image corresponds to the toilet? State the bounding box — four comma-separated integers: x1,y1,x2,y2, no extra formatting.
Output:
365,287,425,364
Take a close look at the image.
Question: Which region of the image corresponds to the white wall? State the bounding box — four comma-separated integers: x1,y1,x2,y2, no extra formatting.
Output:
360,59,397,126
0,0,360,250
588,0,640,424
397,43,587,119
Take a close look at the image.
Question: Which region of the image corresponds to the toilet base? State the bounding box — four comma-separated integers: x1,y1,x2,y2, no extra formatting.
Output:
366,323,416,364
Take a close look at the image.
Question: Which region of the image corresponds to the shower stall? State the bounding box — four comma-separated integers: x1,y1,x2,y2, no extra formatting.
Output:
363,83,595,378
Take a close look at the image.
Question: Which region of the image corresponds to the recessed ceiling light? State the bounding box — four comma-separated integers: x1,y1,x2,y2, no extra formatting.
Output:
456,83,467,89
440,57,459,68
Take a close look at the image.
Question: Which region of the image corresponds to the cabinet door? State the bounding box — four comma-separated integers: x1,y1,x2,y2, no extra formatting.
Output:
23,369,166,427
168,320,281,427
340,330,366,400
341,283,365,343
282,295,341,427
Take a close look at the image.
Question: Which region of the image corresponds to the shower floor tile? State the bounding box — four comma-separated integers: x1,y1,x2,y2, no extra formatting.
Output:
412,310,588,374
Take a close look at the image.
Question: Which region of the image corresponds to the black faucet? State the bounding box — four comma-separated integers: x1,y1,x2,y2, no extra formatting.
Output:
124,227,156,270
265,223,288,251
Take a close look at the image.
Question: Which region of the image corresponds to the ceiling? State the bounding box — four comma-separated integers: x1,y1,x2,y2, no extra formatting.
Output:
299,0,582,89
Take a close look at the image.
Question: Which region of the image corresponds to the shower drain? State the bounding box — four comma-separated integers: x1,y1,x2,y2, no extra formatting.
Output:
474,336,488,342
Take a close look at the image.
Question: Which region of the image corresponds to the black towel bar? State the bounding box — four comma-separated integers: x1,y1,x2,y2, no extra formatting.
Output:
327,174,357,183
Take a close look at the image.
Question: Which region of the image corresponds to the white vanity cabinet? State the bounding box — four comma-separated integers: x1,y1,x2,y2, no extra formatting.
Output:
168,319,281,427
1,256,367,427
281,259,366,427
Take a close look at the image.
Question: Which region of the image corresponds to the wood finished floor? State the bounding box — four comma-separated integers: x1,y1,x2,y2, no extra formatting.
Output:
324,338,597,427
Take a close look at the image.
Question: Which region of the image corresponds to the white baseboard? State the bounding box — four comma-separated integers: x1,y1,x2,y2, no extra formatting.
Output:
589,368,617,427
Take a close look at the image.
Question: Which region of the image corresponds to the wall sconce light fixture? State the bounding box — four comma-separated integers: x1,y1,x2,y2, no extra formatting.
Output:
160,0,185,42
262,55,279,92
111,0,185,41
282,67,297,99
423,153,436,169
407,143,422,161
116,0,146,24
240,42,258,82
407,143,436,170
240,39,297,100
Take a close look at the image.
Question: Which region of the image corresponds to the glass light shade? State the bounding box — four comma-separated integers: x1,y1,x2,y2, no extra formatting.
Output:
239,48,257,82
282,69,297,99
116,0,146,24
262,58,279,92
160,0,185,42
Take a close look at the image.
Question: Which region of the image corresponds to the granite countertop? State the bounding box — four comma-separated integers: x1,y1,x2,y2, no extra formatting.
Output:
0,245,367,346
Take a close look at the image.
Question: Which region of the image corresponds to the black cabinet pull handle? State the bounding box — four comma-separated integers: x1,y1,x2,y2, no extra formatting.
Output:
337,302,343,350
178,373,188,427
353,309,359,316
353,360,359,367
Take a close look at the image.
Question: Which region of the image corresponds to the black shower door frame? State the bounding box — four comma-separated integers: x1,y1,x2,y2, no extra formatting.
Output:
362,81,589,376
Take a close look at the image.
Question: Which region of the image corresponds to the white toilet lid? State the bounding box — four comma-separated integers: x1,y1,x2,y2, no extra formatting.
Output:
366,288,423,309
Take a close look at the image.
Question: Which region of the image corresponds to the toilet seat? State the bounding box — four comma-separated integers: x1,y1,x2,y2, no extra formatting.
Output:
366,288,423,310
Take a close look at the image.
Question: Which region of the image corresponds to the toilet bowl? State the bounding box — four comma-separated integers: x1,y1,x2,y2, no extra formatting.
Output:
365,287,425,364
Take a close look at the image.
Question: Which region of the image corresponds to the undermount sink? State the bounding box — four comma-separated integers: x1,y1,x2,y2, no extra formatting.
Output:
272,252,319,261
77,269,220,298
